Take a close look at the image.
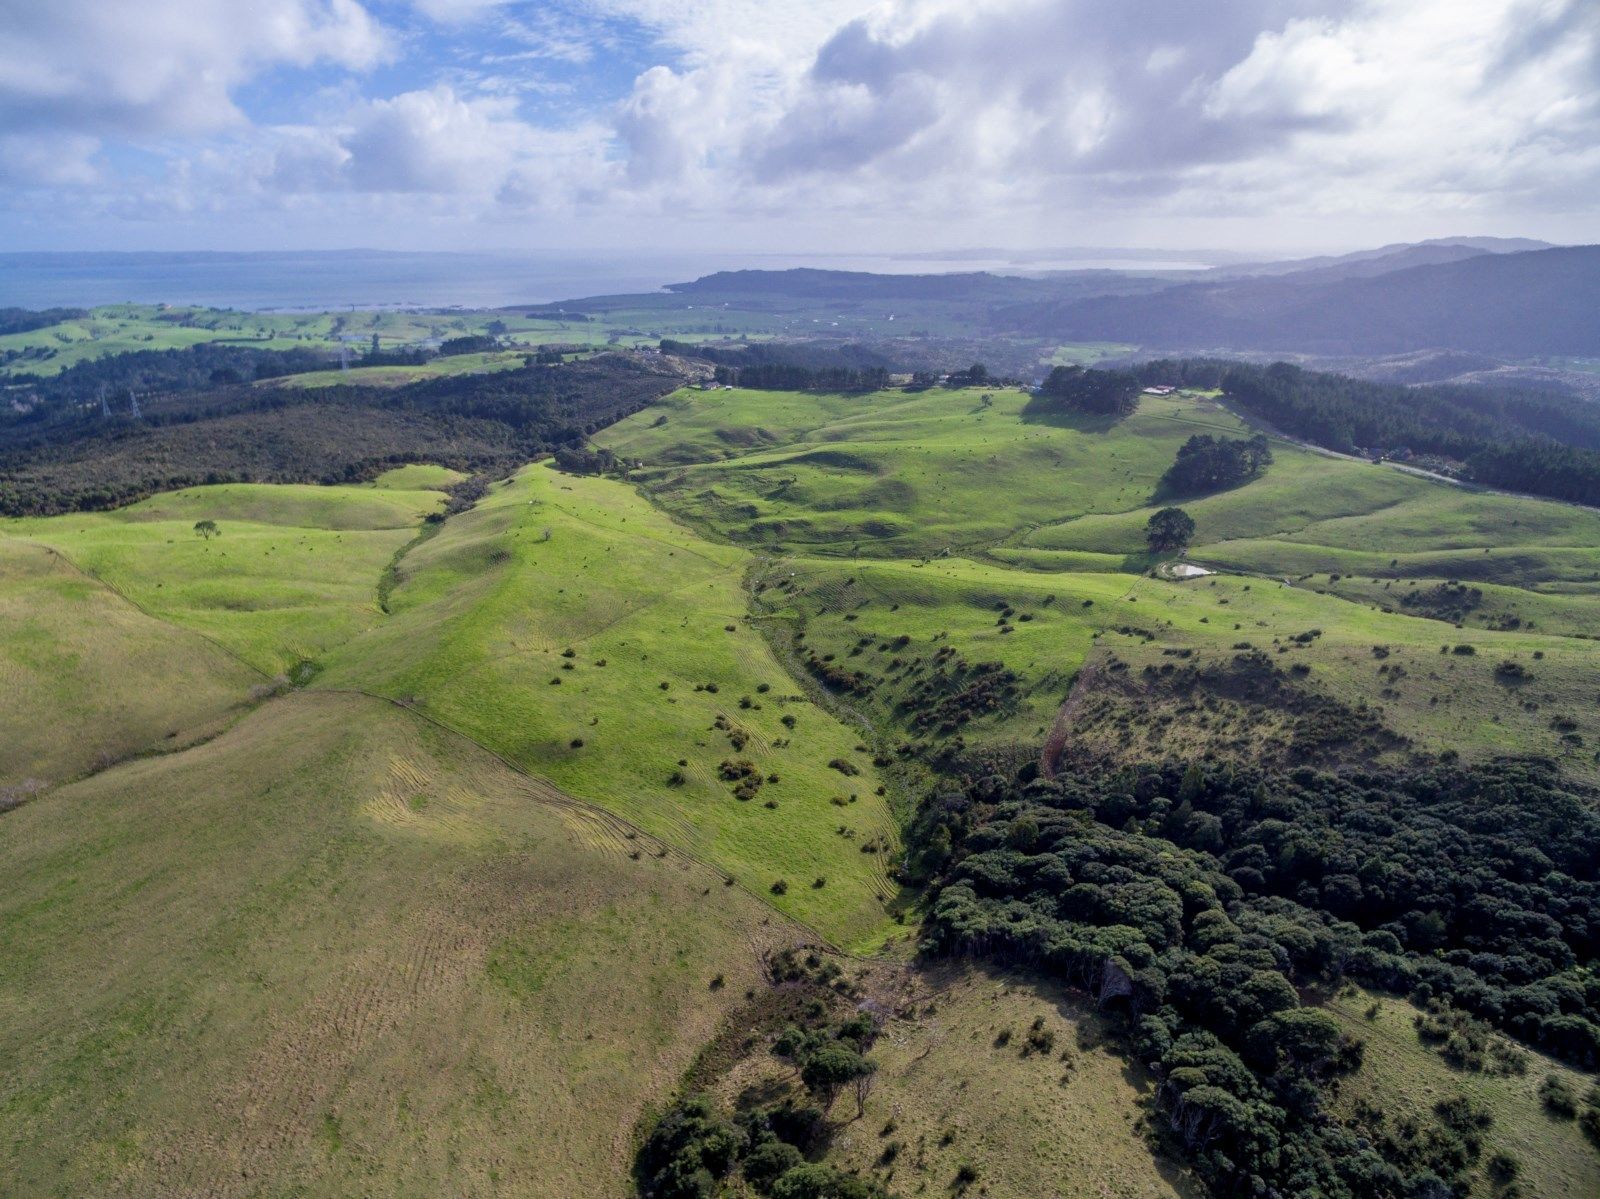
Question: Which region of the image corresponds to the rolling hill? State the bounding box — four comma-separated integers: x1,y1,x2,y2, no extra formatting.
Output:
7,368,1600,1199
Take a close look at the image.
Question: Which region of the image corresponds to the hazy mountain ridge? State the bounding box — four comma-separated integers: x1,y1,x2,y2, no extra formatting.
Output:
1001,245,1600,356
1208,235,1553,280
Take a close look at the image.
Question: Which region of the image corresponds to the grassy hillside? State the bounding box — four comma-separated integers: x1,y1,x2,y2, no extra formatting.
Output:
3,477,446,674
275,349,533,390
599,386,1249,557
10,369,1600,1199
823,971,1197,1199
1006,439,1600,590
0,306,599,378
1,459,901,946
609,384,1600,776
759,553,1600,774
316,463,901,948
1,302,838,382
0,536,260,790
1326,989,1600,1199
0,691,799,1199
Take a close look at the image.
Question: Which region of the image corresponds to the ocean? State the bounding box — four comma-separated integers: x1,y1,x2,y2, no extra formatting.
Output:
0,249,1213,311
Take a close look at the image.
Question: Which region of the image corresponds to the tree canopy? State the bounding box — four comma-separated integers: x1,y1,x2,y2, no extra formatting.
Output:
910,754,1600,1197
1146,507,1195,552
1161,433,1272,496
1033,365,1141,418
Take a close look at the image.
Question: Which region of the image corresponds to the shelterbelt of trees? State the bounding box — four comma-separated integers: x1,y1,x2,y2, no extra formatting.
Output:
3,343,339,411
0,307,88,337
913,753,1600,1198
1033,358,1600,506
1139,359,1600,506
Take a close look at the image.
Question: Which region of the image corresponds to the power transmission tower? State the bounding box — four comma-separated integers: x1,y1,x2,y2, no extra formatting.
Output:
127,388,142,420
98,385,111,418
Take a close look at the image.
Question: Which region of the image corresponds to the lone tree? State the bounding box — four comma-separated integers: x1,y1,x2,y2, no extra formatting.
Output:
800,1043,874,1110
193,519,220,541
1146,507,1195,552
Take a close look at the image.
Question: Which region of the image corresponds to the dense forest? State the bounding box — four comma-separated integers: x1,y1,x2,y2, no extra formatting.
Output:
1138,359,1600,505
913,753,1600,1197
0,355,684,516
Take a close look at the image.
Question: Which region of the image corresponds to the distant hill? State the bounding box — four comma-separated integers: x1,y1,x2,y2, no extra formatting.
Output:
666,268,1043,301
662,266,1176,305
1001,245,1600,356
1213,235,1552,280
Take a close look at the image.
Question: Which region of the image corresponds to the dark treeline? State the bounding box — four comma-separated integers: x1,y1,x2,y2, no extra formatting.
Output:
437,333,500,356
0,355,683,516
661,339,896,392
0,307,88,336
1136,359,1600,505
1031,364,1142,417
1161,433,1273,496
4,342,339,417
913,754,1600,1197
713,362,891,391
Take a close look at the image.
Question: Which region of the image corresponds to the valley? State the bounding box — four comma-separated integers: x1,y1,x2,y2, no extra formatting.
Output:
5,374,1600,1199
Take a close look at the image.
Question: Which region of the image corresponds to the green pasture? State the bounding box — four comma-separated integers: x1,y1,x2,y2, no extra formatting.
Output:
315,463,901,948
0,690,796,1199
601,386,1250,557
764,552,1600,773
0,537,259,788
275,349,533,389
1,476,448,674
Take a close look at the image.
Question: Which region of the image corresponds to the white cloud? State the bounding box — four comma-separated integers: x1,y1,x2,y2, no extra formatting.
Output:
251,86,612,201
0,0,387,137
607,0,1600,231
343,87,529,191
586,0,881,62
3,0,1597,248
0,134,102,187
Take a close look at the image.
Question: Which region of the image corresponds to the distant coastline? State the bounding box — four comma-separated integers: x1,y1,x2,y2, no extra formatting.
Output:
0,248,1214,311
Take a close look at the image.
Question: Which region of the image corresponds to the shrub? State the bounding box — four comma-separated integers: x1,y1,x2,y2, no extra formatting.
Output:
742,1141,804,1190
1541,1075,1578,1118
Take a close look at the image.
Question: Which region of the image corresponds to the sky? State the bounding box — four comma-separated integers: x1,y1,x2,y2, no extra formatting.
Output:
1,0,1597,256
